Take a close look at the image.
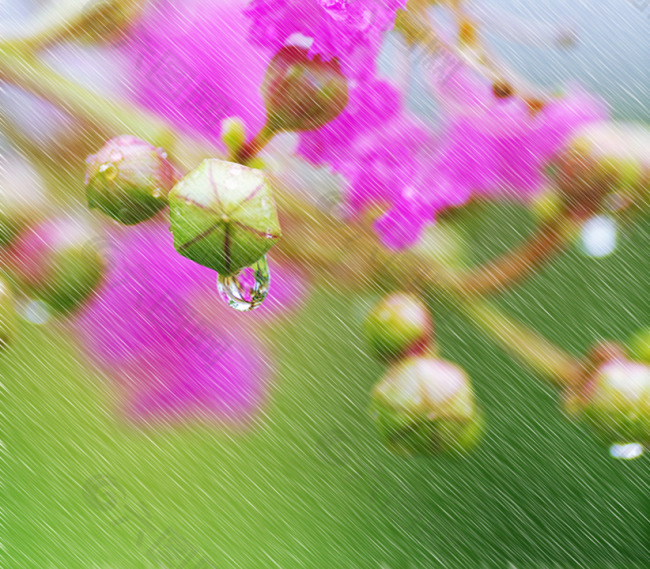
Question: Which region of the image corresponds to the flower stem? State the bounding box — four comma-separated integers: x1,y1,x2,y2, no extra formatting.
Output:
451,296,583,387
458,216,577,297
234,125,277,165
0,47,173,148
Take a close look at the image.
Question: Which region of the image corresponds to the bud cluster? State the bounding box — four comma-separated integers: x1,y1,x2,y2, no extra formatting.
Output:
363,293,482,456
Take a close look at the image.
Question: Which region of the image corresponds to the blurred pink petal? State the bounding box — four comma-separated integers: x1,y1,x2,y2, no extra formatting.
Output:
72,221,306,425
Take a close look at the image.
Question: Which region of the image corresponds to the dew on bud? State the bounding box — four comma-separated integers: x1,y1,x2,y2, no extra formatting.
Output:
580,215,617,258
6,217,106,314
371,357,482,456
363,293,433,361
0,275,18,350
609,442,644,460
262,46,349,133
169,160,281,311
85,135,175,225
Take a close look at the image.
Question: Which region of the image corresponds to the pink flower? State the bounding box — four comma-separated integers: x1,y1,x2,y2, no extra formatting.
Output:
72,222,306,425
124,0,270,141
245,0,406,78
433,64,608,198
297,78,402,167
298,79,469,249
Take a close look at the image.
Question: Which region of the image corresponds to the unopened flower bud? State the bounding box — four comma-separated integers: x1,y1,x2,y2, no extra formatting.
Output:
262,46,349,133
7,217,105,314
572,357,650,446
85,136,175,225
552,121,650,215
371,357,482,456
0,275,18,349
628,328,650,364
221,118,247,158
0,153,49,246
169,159,281,276
363,293,433,361
531,188,565,224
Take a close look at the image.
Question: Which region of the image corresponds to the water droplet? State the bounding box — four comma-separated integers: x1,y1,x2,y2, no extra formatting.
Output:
99,163,119,181
152,188,162,198
610,443,644,460
580,215,617,257
217,256,270,312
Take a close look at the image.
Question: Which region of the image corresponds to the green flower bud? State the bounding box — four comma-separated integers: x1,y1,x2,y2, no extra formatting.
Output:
221,118,247,159
262,46,349,132
576,359,650,446
85,136,176,225
530,188,565,225
628,328,650,364
0,153,49,246
552,121,650,215
363,293,433,361
7,217,105,314
371,357,482,456
0,275,18,350
169,159,281,276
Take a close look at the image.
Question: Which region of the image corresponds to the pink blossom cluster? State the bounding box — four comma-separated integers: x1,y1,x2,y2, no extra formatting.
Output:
245,0,407,78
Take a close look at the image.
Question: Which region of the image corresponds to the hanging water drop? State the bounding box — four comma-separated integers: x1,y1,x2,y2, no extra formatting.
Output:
217,255,270,312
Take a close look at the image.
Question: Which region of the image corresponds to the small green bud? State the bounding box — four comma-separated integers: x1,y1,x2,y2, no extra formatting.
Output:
0,275,18,350
531,188,565,224
628,328,650,364
262,46,349,133
0,153,49,246
221,118,248,159
169,159,281,276
85,135,176,225
577,359,650,446
363,293,433,361
552,121,650,215
7,217,105,314
371,357,482,456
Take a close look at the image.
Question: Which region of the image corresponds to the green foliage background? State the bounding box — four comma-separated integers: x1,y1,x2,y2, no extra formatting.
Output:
5,202,650,568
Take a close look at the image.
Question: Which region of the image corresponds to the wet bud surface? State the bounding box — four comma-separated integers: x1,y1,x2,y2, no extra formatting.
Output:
262,46,349,132
371,357,482,456
85,135,175,225
363,293,433,361
7,217,105,314
169,159,281,276
578,359,650,446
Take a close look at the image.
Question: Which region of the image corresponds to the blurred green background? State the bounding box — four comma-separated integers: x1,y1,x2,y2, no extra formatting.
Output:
5,202,650,568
